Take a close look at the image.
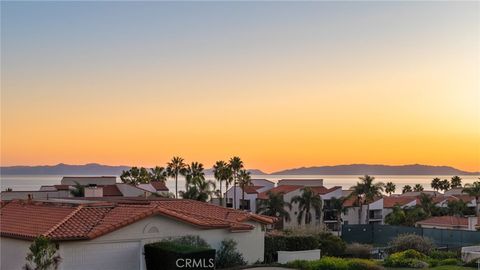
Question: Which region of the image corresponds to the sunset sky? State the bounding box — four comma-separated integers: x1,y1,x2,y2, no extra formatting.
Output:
1,2,479,173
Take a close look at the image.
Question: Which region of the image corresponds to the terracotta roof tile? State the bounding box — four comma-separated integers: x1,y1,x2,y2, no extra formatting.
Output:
243,186,263,194
416,216,468,228
257,185,302,200
150,182,169,191
383,196,417,208
101,185,123,196
1,199,275,241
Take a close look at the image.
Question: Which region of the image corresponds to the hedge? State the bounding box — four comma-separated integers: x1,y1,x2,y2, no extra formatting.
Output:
285,257,384,270
264,235,319,263
144,241,215,270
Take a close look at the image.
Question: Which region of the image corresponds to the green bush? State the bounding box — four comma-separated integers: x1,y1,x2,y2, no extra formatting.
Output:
316,232,346,257
437,258,459,266
285,257,383,270
384,249,428,268
264,235,319,263
387,233,434,254
215,239,246,269
428,250,458,260
162,235,210,248
344,243,372,259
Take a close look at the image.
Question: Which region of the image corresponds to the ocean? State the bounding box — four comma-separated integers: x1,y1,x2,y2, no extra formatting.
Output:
1,174,479,193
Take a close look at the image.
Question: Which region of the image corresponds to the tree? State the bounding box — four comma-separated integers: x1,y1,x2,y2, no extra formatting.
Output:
385,205,406,225
438,179,450,192
69,181,84,197
291,187,323,226
24,236,61,270
463,181,480,216
402,185,412,194
229,156,244,209
446,200,468,216
120,167,151,185
185,162,205,192
385,182,396,196
238,169,252,210
431,177,441,192
450,176,462,188
256,191,292,229
150,166,167,182
413,184,424,192
180,178,216,202
349,175,384,224
167,156,187,198
418,193,436,217
329,197,349,235
213,160,231,206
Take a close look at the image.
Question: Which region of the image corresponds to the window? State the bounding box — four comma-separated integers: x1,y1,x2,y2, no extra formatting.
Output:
240,199,250,210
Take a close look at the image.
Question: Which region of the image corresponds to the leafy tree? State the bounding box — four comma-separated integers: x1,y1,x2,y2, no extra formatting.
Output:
228,156,244,209
166,156,187,198
385,182,396,195
431,177,441,192
450,176,462,188
24,236,61,270
215,239,246,269
418,193,436,217
328,197,349,235
257,191,292,229
385,205,406,225
120,167,151,185
413,184,424,192
291,187,323,225
180,178,216,202
69,181,84,197
404,206,428,226
446,199,468,216
463,181,480,215
402,185,412,194
238,169,252,210
150,166,167,182
438,179,451,192
349,175,384,224
213,160,232,206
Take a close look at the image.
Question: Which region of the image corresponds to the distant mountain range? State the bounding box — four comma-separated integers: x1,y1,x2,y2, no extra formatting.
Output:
0,163,477,176
270,164,479,175
0,163,267,176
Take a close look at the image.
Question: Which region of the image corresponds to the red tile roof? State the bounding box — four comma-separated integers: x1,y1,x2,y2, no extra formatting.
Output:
101,185,123,196
383,196,417,208
257,185,302,200
0,199,275,241
310,186,341,195
416,216,469,228
150,181,169,191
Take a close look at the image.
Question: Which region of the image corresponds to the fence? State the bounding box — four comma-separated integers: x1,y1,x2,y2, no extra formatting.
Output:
342,224,480,249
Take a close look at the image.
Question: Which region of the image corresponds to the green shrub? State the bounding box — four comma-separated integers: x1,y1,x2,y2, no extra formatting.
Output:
428,250,458,260
316,232,346,257
162,235,210,248
387,233,434,254
264,235,319,263
384,249,428,268
284,257,383,270
437,258,459,266
344,243,372,259
215,239,246,269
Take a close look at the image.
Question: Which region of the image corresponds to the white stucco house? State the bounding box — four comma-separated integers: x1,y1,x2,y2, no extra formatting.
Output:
0,198,275,270
224,179,275,211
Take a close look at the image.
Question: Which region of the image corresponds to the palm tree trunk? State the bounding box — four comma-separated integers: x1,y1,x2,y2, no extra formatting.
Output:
358,203,362,224
219,180,223,206
175,174,178,199
225,182,229,207
241,190,245,210
365,204,370,224
233,173,237,209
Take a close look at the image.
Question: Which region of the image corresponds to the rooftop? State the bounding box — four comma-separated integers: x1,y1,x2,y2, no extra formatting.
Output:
0,198,275,241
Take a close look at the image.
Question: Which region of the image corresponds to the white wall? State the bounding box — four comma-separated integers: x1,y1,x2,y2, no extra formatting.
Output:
0,190,71,200
0,237,31,270
60,215,265,270
225,186,258,212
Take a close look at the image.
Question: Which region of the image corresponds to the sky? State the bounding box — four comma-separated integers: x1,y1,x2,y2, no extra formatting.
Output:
1,1,479,173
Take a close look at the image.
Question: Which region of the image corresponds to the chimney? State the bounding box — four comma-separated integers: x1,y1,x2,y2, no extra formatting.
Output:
468,216,478,231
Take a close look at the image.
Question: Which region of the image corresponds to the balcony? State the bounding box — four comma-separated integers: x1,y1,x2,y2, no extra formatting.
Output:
369,210,382,220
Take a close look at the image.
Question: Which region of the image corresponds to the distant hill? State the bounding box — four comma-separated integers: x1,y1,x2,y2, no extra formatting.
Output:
0,163,267,176
271,164,479,175
1,163,130,175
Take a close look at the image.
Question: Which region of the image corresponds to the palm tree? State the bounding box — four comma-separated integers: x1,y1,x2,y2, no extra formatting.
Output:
402,185,412,194
418,193,435,217
167,156,187,198
229,156,244,209
349,175,384,224
385,182,396,196
439,179,450,192
180,178,216,202
213,161,231,206
431,177,441,192
70,181,84,197
450,176,462,188
185,162,205,192
256,191,292,229
150,166,167,182
413,184,424,192
447,199,468,217
24,236,61,270
463,181,480,216
291,187,323,226
120,167,152,185
238,169,252,210
329,197,348,235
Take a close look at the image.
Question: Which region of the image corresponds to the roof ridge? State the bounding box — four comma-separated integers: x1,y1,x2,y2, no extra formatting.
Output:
83,206,115,236
44,205,84,237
